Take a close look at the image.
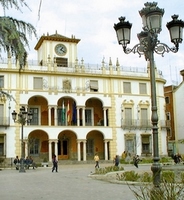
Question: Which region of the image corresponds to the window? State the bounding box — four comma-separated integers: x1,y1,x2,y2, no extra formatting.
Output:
165,97,170,104
140,108,149,125
125,139,134,154
57,108,66,125
139,83,147,94
30,108,39,125
0,143,3,156
29,139,39,155
0,135,5,156
56,57,68,67
124,108,132,125
86,139,94,156
123,82,131,93
0,76,4,88
33,77,43,89
0,105,3,125
166,112,170,120
90,80,98,92
85,109,92,126
142,135,151,154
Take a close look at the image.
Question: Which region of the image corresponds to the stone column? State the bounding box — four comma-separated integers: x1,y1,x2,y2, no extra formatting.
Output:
48,106,51,126
104,140,108,160
77,140,81,161
24,139,28,158
49,140,52,162
103,108,107,127
77,107,80,126
54,106,57,126
82,107,85,126
54,140,58,158
83,140,86,161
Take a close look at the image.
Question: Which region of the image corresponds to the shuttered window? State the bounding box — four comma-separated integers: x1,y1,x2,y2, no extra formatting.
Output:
125,108,132,125
33,77,43,89
0,76,4,88
90,80,98,92
141,108,148,125
0,105,3,125
139,83,147,94
123,82,131,93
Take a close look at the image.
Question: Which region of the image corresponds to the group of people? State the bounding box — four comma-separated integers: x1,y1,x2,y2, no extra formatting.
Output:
94,152,141,169
14,154,58,172
13,156,36,170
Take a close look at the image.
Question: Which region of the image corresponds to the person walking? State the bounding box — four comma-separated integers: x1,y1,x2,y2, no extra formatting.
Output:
94,153,100,168
114,155,120,167
13,156,20,170
133,155,141,168
52,154,58,172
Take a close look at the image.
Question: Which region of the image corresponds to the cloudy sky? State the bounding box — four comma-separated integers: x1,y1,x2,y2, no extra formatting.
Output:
4,0,184,85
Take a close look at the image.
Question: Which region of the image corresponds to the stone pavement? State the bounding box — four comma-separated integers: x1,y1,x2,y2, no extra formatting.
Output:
0,163,153,200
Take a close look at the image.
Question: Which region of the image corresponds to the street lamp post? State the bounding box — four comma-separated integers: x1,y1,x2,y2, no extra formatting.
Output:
12,107,33,172
114,2,184,187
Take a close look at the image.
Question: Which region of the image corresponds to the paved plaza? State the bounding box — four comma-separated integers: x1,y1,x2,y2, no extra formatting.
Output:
0,163,154,200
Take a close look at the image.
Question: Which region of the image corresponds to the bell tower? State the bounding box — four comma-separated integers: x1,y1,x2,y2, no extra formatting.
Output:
34,31,80,67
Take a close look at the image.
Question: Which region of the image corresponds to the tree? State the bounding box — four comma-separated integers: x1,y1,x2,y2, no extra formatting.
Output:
0,0,37,68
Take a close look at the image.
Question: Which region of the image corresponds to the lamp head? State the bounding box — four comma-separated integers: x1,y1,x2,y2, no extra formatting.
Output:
114,16,132,49
166,15,184,50
139,2,164,34
12,110,17,121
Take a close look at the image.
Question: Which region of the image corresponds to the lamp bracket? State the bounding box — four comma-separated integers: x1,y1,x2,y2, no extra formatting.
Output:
123,40,178,61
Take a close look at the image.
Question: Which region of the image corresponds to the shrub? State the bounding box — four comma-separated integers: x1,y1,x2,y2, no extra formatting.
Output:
140,172,152,183
94,165,124,174
129,180,184,200
121,171,140,182
162,171,175,183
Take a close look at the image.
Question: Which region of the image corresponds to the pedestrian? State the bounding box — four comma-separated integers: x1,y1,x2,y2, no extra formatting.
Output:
13,156,20,170
94,153,100,168
121,151,127,160
25,156,30,169
133,155,141,168
29,156,36,169
114,155,120,167
52,154,58,172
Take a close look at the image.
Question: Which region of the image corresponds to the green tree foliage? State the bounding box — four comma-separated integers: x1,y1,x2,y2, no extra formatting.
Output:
0,0,37,68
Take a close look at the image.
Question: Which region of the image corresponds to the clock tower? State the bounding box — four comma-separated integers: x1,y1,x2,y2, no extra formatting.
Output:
34,31,80,67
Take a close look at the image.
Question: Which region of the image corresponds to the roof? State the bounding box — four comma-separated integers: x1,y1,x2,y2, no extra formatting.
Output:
34,32,81,50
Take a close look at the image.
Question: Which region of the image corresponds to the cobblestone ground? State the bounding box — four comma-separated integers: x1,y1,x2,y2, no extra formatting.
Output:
0,163,146,200
2,163,180,200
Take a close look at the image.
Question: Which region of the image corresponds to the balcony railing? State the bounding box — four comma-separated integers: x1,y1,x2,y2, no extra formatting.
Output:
160,120,171,129
121,119,152,130
0,117,10,127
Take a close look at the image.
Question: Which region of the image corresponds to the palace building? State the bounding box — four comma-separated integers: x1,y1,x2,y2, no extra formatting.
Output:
0,32,168,165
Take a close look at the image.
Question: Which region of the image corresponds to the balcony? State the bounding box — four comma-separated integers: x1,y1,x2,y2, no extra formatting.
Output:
121,119,152,130
0,117,10,127
160,120,171,129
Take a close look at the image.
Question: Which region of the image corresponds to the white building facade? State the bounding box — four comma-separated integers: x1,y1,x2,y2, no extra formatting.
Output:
0,33,168,164
174,70,184,154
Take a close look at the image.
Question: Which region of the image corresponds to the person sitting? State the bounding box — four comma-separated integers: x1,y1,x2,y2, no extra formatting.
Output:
25,156,30,169
29,156,36,169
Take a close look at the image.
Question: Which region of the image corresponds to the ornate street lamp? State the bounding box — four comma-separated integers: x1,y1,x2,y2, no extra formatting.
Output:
114,2,184,187
12,107,33,172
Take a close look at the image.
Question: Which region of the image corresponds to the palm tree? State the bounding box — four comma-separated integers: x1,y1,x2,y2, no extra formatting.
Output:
0,0,37,69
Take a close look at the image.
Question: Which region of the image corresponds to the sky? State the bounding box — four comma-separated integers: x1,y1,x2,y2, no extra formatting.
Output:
3,0,184,85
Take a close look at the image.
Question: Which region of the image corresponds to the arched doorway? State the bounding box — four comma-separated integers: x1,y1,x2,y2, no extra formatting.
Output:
58,131,77,160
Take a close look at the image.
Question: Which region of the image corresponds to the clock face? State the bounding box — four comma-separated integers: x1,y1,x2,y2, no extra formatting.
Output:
55,44,67,56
